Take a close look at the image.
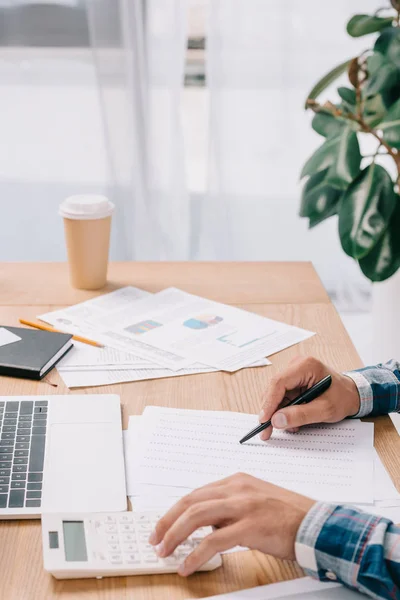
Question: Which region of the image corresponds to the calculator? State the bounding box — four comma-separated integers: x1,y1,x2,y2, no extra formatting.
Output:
42,511,222,579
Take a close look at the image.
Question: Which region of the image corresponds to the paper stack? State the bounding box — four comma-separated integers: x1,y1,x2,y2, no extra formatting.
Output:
38,286,315,388
123,406,400,522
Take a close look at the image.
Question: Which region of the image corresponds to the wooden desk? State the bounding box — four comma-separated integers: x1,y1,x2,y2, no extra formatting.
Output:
0,262,398,600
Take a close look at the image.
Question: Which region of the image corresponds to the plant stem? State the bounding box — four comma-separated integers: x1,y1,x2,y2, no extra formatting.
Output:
308,100,400,186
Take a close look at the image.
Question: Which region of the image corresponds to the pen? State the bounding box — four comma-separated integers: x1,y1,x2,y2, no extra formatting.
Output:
239,374,332,444
19,319,104,348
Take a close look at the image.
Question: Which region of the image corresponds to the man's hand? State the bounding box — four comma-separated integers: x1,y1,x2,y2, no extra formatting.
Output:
149,473,315,576
259,356,361,441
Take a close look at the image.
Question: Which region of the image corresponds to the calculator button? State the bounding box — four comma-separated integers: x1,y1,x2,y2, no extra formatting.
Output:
104,516,116,524
108,554,123,564
118,515,133,524
136,515,151,524
179,542,193,553
143,553,158,563
162,556,178,566
124,553,140,564
108,543,121,553
106,534,119,543
105,524,117,533
137,522,152,532
123,543,138,553
121,533,135,543
119,524,134,533
138,533,150,543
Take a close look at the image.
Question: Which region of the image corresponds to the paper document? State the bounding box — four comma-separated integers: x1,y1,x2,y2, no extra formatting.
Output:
124,417,192,499
373,448,400,505
88,287,314,372
189,577,361,599
57,359,271,388
40,286,314,373
57,342,154,370
39,286,151,340
129,407,374,503
0,328,21,348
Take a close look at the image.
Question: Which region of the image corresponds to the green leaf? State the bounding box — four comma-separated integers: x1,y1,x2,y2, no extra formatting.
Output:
380,97,400,148
365,53,399,96
300,169,342,227
359,199,400,282
338,87,357,106
301,138,338,179
338,163,396,259
305,60,351,108
363,94,387,127
375,27,400,67
312,111,347,138
325,128,361,190
381,81,400,109
347,14,394,37
301,126,360,184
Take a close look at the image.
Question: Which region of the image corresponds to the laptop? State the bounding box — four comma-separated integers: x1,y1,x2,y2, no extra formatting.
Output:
0,394,127,519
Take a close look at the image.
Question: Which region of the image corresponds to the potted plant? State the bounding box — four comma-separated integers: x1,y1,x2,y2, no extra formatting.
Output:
300,1,400,360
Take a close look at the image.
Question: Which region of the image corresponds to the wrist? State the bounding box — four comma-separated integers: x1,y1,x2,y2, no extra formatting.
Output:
340,373,361,417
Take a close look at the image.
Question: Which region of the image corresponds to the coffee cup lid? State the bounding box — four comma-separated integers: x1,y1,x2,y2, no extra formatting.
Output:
59,195,115,220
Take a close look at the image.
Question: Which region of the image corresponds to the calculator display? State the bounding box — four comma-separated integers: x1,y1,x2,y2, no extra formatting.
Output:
63,521,88,562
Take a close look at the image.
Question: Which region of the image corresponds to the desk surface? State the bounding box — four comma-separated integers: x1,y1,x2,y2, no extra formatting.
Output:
0,262,398,600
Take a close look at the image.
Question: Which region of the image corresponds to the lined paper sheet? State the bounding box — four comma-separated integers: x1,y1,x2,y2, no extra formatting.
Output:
131,407,374,503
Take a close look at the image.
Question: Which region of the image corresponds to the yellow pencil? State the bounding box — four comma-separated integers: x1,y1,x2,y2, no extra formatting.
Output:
19,319,103,348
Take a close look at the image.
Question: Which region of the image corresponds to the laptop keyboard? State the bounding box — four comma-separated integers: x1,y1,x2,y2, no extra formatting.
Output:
0,400,48,510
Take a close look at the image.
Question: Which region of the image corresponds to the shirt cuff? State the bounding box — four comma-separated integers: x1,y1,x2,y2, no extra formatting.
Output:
295,502,390,593
343,371,373,418
295,502,338,579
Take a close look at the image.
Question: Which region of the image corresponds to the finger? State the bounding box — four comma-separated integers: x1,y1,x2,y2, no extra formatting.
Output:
259,367,306,423
259,424,272,441
259,395,298,440
178,523,244,576
271,398,331,430
149,483,227,545
286,427,300,433
259,358,324,422
156,500,231,558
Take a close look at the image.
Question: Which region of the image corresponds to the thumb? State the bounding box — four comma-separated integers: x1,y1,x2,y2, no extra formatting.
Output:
271,400,328,430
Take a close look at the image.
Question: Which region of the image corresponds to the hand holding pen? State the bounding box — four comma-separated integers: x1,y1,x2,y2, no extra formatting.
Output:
241,357,361,444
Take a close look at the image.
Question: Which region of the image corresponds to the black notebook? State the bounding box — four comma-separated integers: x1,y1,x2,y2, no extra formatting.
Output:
0,326,73,380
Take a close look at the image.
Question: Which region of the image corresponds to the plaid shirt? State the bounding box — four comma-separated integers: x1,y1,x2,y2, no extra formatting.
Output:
295,360,400,599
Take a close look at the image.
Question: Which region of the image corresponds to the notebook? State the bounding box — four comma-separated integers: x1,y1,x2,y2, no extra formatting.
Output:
0,326,73,380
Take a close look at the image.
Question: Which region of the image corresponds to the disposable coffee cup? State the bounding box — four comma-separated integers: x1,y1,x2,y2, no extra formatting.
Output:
59,195,115,290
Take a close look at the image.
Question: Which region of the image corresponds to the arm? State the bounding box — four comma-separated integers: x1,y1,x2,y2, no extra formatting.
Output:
296,502,400,599
151,357,400,598
151,475,400,600
258,357,400,441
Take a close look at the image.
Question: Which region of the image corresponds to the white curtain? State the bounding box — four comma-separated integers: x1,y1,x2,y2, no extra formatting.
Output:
86,0,379,311
199,0,378,310
87,0,190,260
